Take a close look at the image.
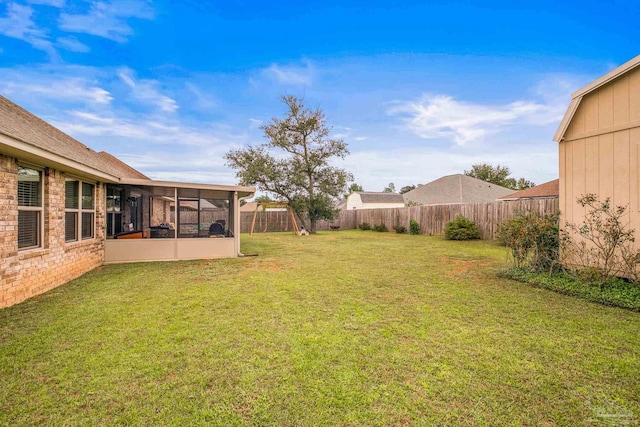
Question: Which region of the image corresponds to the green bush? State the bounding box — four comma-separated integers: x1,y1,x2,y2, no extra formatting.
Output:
497,211,559,273
359,222,371,231
373,223,388,232
444,215,480,240
562,194,640,287
393,225,407,234
409,219,420,235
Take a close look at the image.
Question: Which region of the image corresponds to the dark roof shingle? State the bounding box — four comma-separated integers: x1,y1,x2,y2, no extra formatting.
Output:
359,192,405,203
498,179,559,200
0,94,146,179
403,174,513,205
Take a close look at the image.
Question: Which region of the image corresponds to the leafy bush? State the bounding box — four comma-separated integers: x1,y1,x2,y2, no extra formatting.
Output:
393,225,407,234
497,211,560,273
409,219,420,235
444,215,480,240
562,194,640,287
498,267,640,312
359,222,371,231
373,223,388,232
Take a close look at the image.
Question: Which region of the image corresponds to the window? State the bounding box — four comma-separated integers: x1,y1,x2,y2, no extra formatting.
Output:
18,166,43,250
65,178,95,242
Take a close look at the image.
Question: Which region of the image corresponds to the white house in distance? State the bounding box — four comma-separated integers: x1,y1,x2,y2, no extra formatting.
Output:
346,192,406,210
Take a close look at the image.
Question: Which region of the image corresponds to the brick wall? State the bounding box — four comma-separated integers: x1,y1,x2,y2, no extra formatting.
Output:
0,155,105,308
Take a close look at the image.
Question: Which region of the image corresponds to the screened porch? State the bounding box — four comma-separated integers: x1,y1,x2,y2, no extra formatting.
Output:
103,179,254,263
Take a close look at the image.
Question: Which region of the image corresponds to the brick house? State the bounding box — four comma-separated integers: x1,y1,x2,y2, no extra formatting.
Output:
0,95,254,308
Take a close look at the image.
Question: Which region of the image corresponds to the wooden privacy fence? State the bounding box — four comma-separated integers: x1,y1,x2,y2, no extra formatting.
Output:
239,209,358,233
240,198,559,240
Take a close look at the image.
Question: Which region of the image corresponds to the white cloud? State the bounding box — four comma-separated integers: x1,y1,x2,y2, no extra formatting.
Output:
0,74,113,104
57,35,90,52
27,0,66,7
0,3,56,57
117,67,178,112
56,109,239,149
388,94,555,146
263,62,314,86
59,0,154,42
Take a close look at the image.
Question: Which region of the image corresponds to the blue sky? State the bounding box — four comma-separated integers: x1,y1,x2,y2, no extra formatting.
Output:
0,0,638,192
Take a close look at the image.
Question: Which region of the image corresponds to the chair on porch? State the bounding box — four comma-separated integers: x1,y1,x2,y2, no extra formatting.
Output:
208,222,225,237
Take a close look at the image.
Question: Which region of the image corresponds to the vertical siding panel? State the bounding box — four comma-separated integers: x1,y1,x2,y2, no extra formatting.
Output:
630,68,640,122
598,84,614,129
634,128,640,212
565,140,574,225
559,142,567,226
613,74,630,126
584,95,599,132
613,131,631,211
584,136,600,195
572,138,587,225
571,102,586,137
631,130,640,235
571,138,586,196
599,133,615,203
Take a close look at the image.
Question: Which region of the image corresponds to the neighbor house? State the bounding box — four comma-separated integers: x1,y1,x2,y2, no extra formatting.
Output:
554,54,640,246
403,174,513,205
0,95,254,308
497,179,559,201
345,192,405,210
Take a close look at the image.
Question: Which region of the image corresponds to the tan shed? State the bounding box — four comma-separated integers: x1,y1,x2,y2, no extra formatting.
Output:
554,54,640,245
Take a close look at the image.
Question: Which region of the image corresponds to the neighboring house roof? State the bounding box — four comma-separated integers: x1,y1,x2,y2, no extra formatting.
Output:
554,54,640,142
403,174,513,205
0,94,146,180
357,192,405,204
240,201,258,212
498,179,559,201
334,199,347,210
239,201,289,212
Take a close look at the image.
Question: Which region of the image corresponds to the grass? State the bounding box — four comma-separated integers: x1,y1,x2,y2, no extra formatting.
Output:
1,230,639,425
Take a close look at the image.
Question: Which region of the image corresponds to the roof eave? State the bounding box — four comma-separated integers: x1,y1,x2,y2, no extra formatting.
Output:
0,132,121,182
571,54,640,99
120,177,256,197
553,98,581,142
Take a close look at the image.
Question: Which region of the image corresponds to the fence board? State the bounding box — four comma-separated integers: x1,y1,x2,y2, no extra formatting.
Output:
240,198,559,239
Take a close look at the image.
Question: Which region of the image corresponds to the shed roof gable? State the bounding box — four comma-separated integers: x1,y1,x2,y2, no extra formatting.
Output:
554,54,640,142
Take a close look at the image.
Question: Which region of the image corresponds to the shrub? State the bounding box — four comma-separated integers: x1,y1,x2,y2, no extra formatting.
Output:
562,194,640,287
393,225,407,234
497,211,560,273
373,223,388,232
444,215,480,240
409,219,420,235
359,222,371,231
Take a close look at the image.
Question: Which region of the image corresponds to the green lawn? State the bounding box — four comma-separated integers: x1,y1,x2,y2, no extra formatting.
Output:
1,231,639,426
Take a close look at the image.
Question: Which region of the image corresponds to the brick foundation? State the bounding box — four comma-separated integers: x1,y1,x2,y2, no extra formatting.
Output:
0,155,105,308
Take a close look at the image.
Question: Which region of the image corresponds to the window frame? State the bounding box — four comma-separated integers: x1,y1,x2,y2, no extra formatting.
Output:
65,176,96,243
17,164,44,251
